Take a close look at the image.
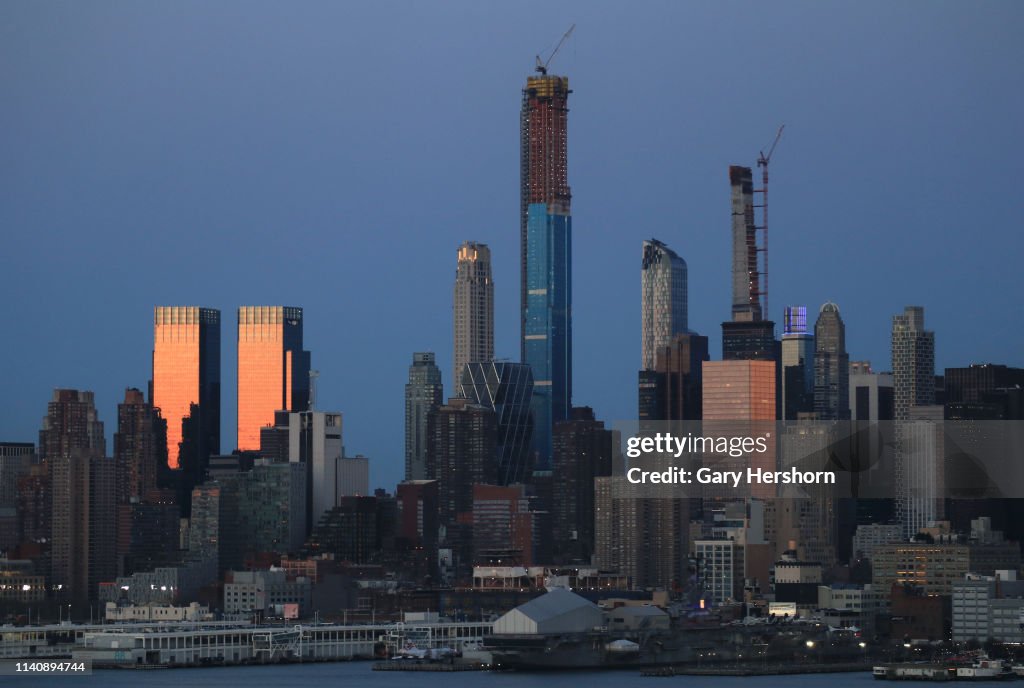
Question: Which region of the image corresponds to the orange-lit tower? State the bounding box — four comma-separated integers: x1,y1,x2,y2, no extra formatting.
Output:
236,306,310,450
152,306,221,469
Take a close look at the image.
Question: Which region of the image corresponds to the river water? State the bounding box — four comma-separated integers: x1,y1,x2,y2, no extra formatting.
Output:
1,661,951,687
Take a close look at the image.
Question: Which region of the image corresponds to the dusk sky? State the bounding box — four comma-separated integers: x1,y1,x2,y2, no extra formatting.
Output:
3,1,1022,490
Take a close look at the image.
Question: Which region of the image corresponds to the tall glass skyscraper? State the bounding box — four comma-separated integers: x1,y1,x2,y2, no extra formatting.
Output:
521,72,572,470
781,306,814,420
404,352,443,481
524,203,572,468
236,306,310,451
453,242,494,391
152,306,220,470
641,239,688,370
813,302,850,420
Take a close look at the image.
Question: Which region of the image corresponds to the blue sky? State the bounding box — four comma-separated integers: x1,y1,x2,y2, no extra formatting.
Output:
2,1,1022,490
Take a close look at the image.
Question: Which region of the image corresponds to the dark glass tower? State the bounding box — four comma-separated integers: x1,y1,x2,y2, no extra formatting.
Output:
524,204,572,467
813,302,850,420
404,352,443,481
458,361,534,485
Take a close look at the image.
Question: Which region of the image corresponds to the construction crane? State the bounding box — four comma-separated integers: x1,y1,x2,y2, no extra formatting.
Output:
535,24,575,75
755,124,784,320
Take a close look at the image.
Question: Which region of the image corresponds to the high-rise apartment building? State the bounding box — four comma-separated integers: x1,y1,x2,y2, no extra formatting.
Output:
458,361,534,485
729,165,761,322
891,306,935,421
521,72,573,470
237,306,311,451
551,407,613,564
891,307,936,537
781,306,814,420
453,242,494,390
404,352,443,481
426,398,497,527
40,389,113,602
152,306,220,469
641,239,688,370
114,388,167,506
813,302,850,420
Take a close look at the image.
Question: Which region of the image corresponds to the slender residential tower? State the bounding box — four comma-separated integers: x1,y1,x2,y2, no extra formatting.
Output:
521,71,573,468
236,306,310,451
453,242,494,390
152,307,221,469
641,239,688,370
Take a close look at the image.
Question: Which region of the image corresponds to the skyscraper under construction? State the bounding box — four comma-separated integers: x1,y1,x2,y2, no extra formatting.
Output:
521,69,572,469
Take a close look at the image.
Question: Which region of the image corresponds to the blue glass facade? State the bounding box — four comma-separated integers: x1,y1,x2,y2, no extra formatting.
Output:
524,202,572,468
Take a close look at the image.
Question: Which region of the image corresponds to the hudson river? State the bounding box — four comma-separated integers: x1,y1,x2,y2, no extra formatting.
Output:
4,662,904,687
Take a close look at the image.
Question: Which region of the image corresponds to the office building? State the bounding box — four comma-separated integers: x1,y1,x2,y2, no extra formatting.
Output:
152,306,220,470
702,360,777,422
641,239,688,370
458,361,534,485
813,302,850,420
521,72,573,470
236,306,311,451
639,332,709,421
338,455,369,497
781,306,814,420
849,361,894,422
453,242,494,390
259,410,343,535
404,352,443,481
852,523,902,561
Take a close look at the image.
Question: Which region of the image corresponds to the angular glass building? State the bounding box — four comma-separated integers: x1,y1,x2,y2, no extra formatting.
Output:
524,202,571,469
459,361,534,485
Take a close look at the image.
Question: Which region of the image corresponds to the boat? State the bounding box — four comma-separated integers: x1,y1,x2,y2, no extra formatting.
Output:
955,657,1012,680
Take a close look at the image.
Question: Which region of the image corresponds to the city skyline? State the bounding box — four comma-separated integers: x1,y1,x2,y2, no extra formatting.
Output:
3,2,1023,490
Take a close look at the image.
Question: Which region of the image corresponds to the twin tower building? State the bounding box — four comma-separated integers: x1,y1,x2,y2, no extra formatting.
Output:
152,305,311,474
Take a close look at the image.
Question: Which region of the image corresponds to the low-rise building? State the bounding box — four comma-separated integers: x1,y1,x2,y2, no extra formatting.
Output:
223,569,311,617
